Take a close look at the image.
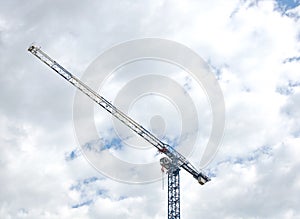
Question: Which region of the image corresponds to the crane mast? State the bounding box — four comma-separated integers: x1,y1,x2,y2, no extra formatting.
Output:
28,45,210,219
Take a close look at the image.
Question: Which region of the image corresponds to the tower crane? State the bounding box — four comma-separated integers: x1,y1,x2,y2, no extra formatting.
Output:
28,45,210,219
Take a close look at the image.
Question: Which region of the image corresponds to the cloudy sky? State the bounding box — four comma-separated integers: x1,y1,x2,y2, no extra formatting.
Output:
1,0,300,218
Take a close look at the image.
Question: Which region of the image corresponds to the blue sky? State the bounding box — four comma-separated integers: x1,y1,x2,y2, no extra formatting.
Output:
0,0,300,218
276,0,300,11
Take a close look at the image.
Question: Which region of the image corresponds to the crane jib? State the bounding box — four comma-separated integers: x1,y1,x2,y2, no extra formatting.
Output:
28,45,210,185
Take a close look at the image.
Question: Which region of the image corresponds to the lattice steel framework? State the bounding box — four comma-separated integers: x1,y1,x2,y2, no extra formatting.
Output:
168,167,180,219
28,45,211,219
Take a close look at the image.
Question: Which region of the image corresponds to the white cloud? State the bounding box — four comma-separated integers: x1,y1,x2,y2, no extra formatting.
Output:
0,0,299,218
